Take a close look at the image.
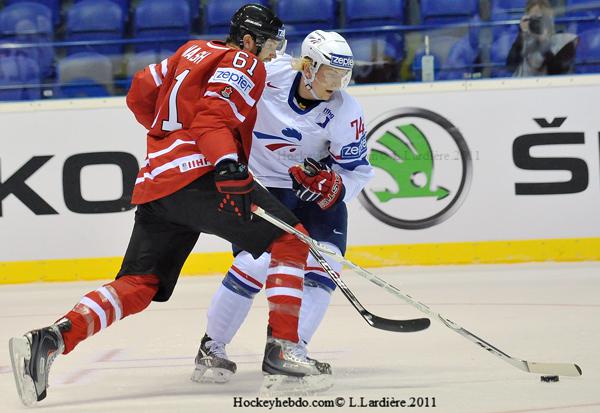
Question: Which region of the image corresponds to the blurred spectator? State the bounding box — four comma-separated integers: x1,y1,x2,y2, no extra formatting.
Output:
507,0,578,76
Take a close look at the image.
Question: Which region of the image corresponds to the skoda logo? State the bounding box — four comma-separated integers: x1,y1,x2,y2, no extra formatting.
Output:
359,108,472,229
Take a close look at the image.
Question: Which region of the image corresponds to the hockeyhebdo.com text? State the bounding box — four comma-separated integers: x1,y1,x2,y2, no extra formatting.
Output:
233,396,438,409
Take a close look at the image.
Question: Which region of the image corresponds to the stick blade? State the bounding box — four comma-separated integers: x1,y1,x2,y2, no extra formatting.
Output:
526,361,582,377
367,315,431,333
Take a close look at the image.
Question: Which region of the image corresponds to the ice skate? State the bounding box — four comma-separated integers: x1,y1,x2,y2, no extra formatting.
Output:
191,334,237,383
260,337,333,397
8,318,71,406
299,340,332,375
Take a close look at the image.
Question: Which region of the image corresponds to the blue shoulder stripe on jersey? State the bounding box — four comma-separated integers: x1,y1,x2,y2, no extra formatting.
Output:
287,72,322,115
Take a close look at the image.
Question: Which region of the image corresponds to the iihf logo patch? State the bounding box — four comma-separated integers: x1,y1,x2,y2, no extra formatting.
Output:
220,86,233,99
316,108,335,128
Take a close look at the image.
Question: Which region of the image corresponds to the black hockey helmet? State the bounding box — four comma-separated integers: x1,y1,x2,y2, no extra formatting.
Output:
229,3,285,55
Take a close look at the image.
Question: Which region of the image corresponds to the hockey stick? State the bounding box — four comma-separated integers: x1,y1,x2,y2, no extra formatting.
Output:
302,242,430,333
306,243,430,333
249,177,429,333
250,214,429,332
252,206,583,377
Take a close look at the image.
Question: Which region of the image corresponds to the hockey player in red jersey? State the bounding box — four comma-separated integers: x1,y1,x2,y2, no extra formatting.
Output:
8,4,327,406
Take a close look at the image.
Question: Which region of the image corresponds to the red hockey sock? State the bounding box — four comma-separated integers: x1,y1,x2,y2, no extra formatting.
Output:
266,224,310,342
60,275,160,354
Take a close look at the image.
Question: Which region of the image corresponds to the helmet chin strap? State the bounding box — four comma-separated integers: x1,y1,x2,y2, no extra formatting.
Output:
302,67,322,100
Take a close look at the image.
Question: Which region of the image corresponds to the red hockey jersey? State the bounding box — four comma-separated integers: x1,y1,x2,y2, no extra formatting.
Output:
126,40,266,204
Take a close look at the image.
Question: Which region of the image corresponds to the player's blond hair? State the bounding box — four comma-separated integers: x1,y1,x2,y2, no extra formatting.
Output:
291,56,313,72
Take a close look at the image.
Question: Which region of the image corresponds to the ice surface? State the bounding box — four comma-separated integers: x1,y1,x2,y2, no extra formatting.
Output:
1,262,598,413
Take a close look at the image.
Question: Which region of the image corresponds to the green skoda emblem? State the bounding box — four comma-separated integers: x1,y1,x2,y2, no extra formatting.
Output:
370,124,450,202
359,108,472,229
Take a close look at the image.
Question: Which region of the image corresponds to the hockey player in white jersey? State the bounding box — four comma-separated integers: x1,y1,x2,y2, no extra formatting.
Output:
192,30,373,388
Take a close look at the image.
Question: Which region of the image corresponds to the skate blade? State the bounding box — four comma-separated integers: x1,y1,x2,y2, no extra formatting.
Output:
9,337,38,407
191,365,233,384
259,374,333,397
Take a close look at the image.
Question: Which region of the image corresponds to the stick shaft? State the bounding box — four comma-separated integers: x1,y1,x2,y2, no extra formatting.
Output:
252,206,582,377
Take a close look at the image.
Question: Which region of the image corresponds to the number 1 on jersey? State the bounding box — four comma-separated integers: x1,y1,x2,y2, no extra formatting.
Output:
162,70,190,132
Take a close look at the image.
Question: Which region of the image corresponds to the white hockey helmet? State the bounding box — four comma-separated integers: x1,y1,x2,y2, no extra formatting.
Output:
300,30,354,90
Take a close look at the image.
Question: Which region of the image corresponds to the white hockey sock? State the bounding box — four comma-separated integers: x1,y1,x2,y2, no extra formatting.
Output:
206,252,269,344
206,283,253,344
299,242,341,345
298,285,332,344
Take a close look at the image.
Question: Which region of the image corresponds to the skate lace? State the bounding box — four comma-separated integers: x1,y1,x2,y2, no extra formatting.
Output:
286,341,311,363
296,341,309,359
206,340,228,359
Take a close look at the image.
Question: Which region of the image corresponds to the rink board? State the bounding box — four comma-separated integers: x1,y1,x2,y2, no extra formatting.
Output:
1,75,599,283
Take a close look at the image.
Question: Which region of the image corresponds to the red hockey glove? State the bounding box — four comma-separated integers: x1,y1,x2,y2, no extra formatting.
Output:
289,158,345,210
214,160,254,221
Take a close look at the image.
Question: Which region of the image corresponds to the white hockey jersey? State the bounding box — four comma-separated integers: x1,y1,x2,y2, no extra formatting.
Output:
249,54,374,202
